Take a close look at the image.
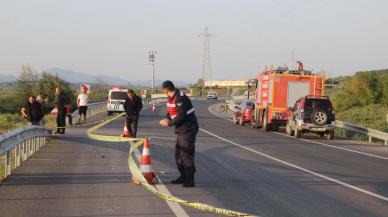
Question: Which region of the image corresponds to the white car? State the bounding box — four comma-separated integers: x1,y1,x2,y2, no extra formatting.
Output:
207,91,218,100
107,88,128,115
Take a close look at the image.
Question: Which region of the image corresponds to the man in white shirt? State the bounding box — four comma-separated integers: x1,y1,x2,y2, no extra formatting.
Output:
77,88,89,123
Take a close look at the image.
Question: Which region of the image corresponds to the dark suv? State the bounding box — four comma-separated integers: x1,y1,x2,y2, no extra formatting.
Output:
286,96,336,140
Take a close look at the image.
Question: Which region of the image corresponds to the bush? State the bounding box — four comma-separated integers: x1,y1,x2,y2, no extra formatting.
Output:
0,113,26,133
336,104,388,133
332,70,388,111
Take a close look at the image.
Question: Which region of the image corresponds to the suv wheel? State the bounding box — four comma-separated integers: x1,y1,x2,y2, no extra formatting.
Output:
295,128,302,138
327,132,334,140
311,109,328,126
286,123,294,136
108,111,113,116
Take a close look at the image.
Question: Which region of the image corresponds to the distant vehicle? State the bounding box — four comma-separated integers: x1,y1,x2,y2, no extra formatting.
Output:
107,88,128,115
233,100,254,126
207,91,218,100
250,61,326,132
286,95,336,140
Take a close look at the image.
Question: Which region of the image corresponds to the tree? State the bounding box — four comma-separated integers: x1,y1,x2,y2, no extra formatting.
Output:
89,79,110,102
39,72,76,112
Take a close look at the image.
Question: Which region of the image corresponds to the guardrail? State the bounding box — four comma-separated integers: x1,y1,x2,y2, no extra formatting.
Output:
0,126,51,181
0,102,108,182
336,121,388,145
71,102,107,121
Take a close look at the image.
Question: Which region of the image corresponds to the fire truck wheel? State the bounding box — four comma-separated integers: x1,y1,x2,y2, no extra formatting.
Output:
263,114,272,132
272,124,279,132
295,128,302,138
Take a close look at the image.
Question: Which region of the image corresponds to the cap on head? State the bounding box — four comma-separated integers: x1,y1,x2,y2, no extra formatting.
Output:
162,80,175,91
127,89,135,94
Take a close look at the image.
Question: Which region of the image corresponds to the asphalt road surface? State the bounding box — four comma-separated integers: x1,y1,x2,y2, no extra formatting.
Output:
1,100,387,217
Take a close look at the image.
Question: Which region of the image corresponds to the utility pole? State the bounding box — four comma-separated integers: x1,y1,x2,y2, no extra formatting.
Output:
200,27,213,97
148,51,157,93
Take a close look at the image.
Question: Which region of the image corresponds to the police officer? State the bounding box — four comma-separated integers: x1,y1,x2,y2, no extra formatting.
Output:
159,80,198,187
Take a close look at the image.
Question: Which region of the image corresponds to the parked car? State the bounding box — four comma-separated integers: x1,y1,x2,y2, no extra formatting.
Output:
207,91,218,100
286,95,336,140
233,100,254,126
107,88,128,115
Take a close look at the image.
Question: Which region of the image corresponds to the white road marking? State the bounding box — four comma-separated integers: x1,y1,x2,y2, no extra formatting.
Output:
273,132,388,161
208,104,388,161
133,147,189,217
199,128,388,203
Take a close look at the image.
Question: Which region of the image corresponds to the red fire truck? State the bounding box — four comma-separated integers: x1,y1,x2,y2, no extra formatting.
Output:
250,62,325,131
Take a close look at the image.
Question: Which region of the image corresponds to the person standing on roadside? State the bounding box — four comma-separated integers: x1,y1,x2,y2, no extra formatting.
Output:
55,87,69,134
36,95,47,126
159,80,198,187
77,88,89,123
21,96,44,126
123,89,143,138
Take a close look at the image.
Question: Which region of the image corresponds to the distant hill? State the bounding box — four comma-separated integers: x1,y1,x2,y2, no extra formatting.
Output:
0,74,18,82
46,68,129,86
46,68,192,87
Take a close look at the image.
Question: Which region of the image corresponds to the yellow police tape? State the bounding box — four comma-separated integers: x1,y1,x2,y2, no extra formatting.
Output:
86,112,258,217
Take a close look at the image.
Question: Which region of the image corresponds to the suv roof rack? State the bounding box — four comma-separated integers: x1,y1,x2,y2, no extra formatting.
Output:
305,95,329,99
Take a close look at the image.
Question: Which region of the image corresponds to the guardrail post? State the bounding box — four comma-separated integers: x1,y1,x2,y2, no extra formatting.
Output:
16,144,21,167
368,136,373,143
385,140,388,146
6,150,11,176
342,129,346,138
11,147,16,172
0,153,6,181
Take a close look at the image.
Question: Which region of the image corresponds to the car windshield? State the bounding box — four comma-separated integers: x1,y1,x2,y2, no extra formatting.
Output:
305,98,332,110
111,91,127,100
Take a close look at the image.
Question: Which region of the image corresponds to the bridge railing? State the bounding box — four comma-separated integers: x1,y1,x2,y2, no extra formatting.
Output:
0,102,108,182
0,126,51,181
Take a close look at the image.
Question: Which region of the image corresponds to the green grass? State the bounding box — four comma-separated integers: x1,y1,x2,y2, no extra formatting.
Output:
336,104,388,132
0,113,57,134
0,113,27,134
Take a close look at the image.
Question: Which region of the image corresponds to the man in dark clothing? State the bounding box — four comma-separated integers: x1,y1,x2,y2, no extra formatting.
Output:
55,87,69,134
123,89,143,138
159,80,199,187
21,96,44,126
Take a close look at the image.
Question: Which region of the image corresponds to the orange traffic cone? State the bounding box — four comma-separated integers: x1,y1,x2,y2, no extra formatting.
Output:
152,103,156,112
132,138,155,185
122,125,130,137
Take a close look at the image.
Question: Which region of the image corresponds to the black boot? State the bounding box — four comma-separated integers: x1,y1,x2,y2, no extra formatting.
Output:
182,175,195,187
171,174,186,184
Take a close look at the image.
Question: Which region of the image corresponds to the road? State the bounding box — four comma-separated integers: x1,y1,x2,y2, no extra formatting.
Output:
1,100,387,217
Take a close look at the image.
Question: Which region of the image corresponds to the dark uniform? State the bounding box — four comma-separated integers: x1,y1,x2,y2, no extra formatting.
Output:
166,88,198,187
56,91,69,134
123,93,143,138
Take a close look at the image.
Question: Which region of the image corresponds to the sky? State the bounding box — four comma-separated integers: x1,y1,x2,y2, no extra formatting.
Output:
1,0,388,82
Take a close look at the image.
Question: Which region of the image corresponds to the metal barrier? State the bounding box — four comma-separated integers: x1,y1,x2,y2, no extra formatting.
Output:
0,126,51,181
336,121,388,145
71,102,107,122
0,102,108,182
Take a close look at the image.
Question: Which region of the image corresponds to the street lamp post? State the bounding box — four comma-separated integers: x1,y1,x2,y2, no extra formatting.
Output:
148,51,157,93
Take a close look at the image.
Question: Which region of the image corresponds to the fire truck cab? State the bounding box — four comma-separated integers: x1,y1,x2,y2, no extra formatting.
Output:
250,63,325,131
